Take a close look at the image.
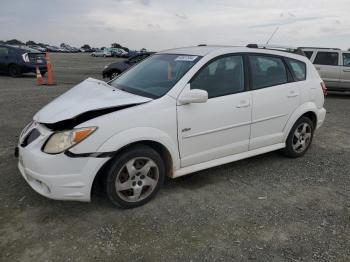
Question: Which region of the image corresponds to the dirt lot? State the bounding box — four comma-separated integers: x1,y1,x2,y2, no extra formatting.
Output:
0,53,349,262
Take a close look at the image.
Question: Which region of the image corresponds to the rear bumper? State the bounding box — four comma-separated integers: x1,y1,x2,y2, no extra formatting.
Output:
20,64,47,73
316,107,326,129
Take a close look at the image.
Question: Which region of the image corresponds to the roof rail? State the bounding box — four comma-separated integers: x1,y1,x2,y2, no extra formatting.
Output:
246,44,305,56
298,46,341,50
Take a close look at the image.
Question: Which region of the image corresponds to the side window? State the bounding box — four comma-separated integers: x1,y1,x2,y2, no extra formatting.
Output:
343,53,350,67
249,55,287,90
191,55,244,98
303,51,314,60
285,58,306,81
313,52,339,66
0,47,9,55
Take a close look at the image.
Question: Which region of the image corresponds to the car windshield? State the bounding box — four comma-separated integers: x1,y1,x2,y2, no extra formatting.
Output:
109,54,201,98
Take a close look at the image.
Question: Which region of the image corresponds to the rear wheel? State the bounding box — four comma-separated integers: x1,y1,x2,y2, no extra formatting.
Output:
283,116,314,158
105,145,165,208
8,64,21,77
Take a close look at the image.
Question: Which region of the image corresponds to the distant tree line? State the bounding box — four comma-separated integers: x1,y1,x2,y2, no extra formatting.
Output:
0,39,133,51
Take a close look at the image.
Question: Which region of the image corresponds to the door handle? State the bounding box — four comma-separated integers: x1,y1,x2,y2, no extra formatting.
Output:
343,69,350,72
315,67,321,70
287,91,299,98
236,100,250,108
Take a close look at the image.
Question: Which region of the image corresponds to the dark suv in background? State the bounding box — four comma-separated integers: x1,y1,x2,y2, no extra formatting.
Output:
0,44,47,77
102,52,154,80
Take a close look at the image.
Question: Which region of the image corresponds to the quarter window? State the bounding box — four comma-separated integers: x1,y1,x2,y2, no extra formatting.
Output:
191,55,244,98
303,51,314,60
313,52,339,66
249,55,287,90
285,58,306,81
343,53,350,67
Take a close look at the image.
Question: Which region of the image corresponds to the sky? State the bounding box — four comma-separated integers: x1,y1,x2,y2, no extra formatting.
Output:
1,0,350,51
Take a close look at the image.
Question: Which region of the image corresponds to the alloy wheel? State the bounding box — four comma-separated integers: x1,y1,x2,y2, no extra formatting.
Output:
115,157,159,203
292,122,312,153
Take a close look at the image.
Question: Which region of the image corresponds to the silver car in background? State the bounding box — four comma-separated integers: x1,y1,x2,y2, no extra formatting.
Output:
301,47,350,91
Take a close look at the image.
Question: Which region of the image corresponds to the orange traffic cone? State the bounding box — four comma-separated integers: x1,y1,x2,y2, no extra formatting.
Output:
45,52,55,85
36,65,44,85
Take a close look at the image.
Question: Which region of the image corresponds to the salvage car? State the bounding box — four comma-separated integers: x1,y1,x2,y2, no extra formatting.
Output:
0,44,47,77
17,45,326,208
102,52,155,80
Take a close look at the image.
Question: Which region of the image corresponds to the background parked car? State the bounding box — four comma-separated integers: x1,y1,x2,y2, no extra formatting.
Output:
102,52,154,80
28,45,46,52
108,48,127,57
0,44,47,77
91,49,112,57
301,47,350,91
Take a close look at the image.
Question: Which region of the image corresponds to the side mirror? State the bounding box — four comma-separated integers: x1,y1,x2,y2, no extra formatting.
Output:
179,88,208,105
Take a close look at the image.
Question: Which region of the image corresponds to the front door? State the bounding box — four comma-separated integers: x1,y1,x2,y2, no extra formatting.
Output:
177,55,251,167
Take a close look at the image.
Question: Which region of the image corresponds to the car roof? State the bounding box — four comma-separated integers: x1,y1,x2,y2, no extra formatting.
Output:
158,45,308,61
0,44,40,53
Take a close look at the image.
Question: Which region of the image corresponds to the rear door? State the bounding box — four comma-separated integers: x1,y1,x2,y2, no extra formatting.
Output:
339,52,350,90
313,51,341,88
0,46,9,73
248,54,301,150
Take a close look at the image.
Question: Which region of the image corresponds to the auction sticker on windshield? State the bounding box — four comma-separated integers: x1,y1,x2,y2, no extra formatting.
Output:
175,56,198,62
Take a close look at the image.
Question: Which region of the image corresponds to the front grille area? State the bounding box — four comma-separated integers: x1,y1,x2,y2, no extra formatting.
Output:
21,128,40,147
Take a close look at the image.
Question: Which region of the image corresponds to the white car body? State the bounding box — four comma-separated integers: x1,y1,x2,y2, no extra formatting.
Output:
18,46,326,202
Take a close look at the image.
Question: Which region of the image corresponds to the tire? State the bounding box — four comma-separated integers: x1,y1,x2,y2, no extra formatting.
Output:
8,64,22,77
283,116,314,158
105,145,165,208
109,70,120,80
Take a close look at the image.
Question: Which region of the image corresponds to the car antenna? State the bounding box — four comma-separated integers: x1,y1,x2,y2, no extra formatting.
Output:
265,27,279,46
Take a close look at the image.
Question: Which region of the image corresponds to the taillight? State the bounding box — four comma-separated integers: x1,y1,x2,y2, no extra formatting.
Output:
321,81,327,96
22,53,30,63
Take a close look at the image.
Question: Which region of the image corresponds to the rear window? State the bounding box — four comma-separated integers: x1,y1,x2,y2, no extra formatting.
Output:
303,51,314,60
285,58,306,81
313,52,339,66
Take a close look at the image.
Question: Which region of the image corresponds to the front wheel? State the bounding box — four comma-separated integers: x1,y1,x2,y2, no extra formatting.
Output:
283,116,314,158
105,145,165,208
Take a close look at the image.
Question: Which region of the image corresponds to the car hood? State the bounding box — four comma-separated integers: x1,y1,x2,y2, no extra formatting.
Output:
106,61,129,70
33,78,152,124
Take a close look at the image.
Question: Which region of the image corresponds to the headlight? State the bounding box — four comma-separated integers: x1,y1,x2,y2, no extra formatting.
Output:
104,65,108,69
43,127,97,154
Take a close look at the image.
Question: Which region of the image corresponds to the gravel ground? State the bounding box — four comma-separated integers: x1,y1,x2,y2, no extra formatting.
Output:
0,53,349,262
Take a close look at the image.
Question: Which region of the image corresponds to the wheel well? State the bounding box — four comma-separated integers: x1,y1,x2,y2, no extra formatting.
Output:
301,111,317,128
91,140,173,198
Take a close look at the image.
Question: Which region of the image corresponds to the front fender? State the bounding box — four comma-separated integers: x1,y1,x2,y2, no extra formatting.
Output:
283,102,318,141
96,127,180,169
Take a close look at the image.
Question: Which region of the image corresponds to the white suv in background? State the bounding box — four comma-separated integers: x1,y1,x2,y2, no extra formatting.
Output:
17,45,326,208
301,47,350,91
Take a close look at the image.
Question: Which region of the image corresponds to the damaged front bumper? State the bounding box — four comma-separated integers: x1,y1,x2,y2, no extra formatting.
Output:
16,123,109,202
